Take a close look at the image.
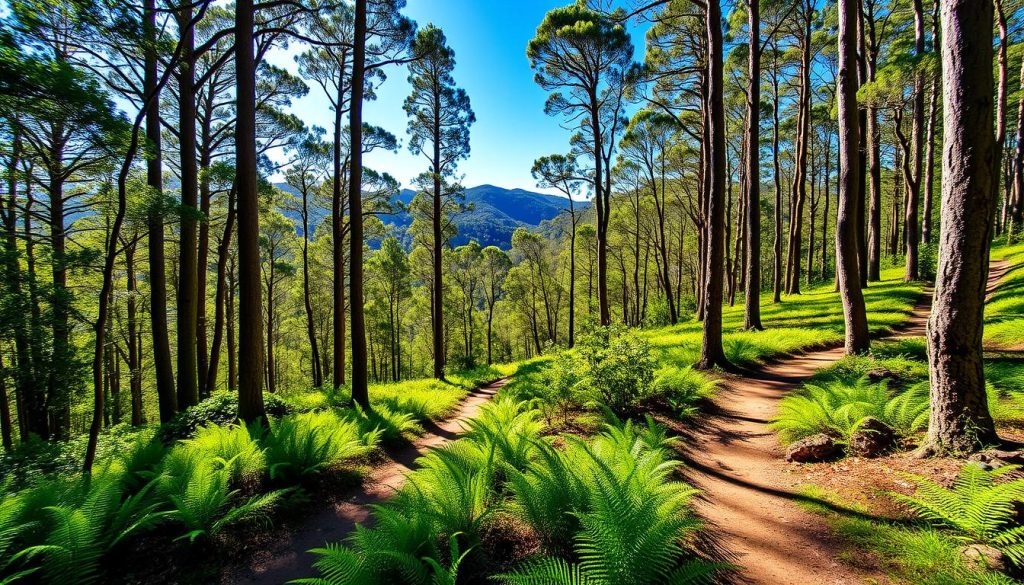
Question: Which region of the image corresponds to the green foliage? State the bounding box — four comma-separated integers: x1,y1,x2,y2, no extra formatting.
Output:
15,473,165,585
498,418,718,585
576,328,656,416
650,365,718,418
263,412,379,481
180,422,267,485
894,464,1024,566
158,451,290,543
340,404,421,446
158,392,293,442
461,398,544,473
772,377,929,445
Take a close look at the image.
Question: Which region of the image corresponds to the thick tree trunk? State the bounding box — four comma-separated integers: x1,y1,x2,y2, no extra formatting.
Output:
176,6,199,410
903,0,927,282
235,0,266,422
697,0,728,370
836,0,870,355
924,0,998,454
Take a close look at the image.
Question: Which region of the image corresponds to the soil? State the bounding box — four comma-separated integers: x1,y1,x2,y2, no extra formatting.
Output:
676,261,1011,585
220,377,509,585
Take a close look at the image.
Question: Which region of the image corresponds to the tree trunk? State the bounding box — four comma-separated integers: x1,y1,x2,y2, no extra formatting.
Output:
924,0,999,454
206,188,235,393
744,0,763,331
176,5,199,410
836,0,870,355
332,76,347,389
301,185,322,387
697,0,728,370
235,0,266,422
903,0,927,282
349,0,370,408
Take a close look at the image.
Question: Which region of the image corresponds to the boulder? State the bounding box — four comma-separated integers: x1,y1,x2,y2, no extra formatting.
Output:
960,544,1007,572
848,417,896,458
786,434,841,463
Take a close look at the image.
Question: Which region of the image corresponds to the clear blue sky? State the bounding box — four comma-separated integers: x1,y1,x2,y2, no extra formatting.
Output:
266,0,649,195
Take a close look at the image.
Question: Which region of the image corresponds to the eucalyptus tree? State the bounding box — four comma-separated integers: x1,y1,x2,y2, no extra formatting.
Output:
923,0,999,454
835,0,869,355
404,24,474,379
532,153,583,345
480,246,511,364
528,4,633,328
619,110,681,325
285,131,330,388
696,0,729,370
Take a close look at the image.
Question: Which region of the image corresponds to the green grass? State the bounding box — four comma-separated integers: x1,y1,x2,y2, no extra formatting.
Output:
986,240,1024,349
640,266,923,369
796,486,1017,585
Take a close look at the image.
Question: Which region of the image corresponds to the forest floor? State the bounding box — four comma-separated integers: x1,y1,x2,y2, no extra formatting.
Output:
223,377,511,585
678,260,1011,585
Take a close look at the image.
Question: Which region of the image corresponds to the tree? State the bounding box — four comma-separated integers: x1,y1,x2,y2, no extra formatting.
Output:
479,246,510,365
922,0,999,455
404,24,474,379
528,3,633,328
532,153,583,345
835,0,870,355
697,0,729,371
743,0,763,331
235,0,266,422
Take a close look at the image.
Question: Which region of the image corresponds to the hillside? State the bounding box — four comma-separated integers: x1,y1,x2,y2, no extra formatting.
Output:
274,182,580,248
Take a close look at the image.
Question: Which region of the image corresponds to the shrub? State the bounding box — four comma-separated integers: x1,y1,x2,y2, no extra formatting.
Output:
158,392,292,442
894,464,1024,567
577,327,656,416
499,418,718,585
650,365,718,417
772,377,929,445
263,412,379,481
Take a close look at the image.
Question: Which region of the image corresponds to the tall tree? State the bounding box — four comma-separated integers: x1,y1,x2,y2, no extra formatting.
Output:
235,0,265,422
404,24,474,379
697,0,729,370
529,4,632,327
533,153,583,344
744,0,763,331
836,0,870,355
922,0,999,455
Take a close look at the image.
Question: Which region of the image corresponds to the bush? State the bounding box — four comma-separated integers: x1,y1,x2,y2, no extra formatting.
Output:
650,365,718,417
772,377,929,445
263,412,379,481
577,327,656,416
894,464,1024,567
158,392,293,442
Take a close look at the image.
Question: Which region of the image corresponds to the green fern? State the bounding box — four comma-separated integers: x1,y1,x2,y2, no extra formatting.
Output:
182,421,267,484
461,398,543,472
894,464,1024,566
773,377,929,445
264,411,379,481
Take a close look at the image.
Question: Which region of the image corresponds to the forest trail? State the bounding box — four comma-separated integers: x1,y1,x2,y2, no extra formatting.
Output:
225,377,510,585
681,261,1009,585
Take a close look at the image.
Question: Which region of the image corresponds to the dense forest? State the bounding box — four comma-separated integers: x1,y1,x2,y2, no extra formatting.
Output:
1,0,1024,584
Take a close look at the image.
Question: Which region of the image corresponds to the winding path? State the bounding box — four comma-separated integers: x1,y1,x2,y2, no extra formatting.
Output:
679,261,1009,584
225,377,509,585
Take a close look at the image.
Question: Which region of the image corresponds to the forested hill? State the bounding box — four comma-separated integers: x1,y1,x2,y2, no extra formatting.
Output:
274,182,579,248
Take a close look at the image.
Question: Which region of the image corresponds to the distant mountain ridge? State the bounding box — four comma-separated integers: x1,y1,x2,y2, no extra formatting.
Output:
274,182,581,248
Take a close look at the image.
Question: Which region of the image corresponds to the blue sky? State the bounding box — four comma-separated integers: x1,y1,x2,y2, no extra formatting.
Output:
266,0,650,195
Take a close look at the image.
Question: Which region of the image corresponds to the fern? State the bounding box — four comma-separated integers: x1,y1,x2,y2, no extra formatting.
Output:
182,421,267,484
461,398,543,472
264,411,378,481
894,464,1024,566
773,377,929,444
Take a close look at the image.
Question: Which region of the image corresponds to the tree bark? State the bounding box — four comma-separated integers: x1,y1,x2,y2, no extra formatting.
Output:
924,0,999,454
836,0,870,355
697,0,728,370
235,0,266,422
349,0,370,408
176,5,199,410
744,0,763,331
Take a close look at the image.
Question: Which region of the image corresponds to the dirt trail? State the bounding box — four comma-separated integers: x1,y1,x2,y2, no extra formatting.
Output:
225,377,509,585
682,261,1009,585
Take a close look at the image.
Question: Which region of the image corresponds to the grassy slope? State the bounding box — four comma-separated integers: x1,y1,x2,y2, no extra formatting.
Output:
641,266,923,367
986,240,1024,349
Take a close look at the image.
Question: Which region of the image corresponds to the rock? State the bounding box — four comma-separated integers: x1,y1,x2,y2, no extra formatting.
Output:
786,434,842,463
848,417,896,458
960,544,1007,572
